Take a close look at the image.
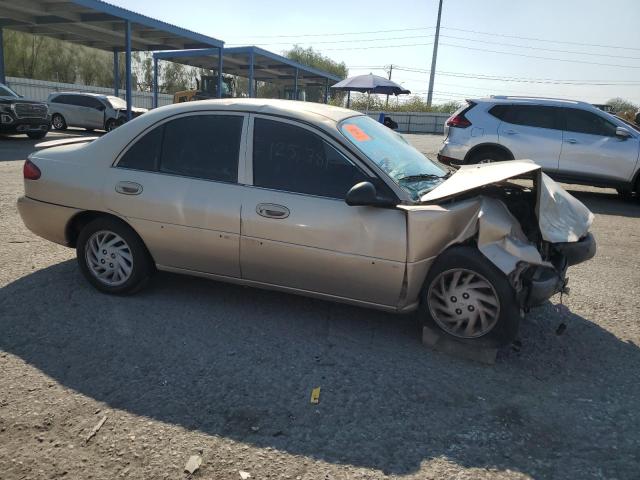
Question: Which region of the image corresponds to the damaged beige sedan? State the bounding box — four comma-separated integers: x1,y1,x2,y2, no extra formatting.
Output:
18,100,596,347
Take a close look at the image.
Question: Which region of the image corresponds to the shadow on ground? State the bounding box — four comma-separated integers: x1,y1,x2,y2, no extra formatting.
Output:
1,261,638,478
565,189,640,218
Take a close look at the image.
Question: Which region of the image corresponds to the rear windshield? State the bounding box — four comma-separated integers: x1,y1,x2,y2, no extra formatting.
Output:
338,115,449,200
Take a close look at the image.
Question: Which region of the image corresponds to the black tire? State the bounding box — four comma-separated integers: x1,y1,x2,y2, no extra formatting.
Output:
85,128,95,132
76,217,153,295
26,131,47,140
467,148,509,164
51,113,67,130
616,187,634,200
105,119,117,132
419,245,520,348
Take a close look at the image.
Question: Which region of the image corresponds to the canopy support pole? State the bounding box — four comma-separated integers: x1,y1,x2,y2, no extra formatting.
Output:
113,48,119,97
124,20,132,120
294,68,299,100
324,78,329,104
217,47,223,98
152,55,158,108
0,27,5,85
347,90,351,108
248,50,254,98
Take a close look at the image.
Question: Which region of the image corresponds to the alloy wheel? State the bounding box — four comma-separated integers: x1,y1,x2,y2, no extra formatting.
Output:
427,268,500,338
85,230,133,286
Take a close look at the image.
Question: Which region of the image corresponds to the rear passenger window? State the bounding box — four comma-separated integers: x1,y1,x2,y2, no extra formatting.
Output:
563,108,618,137
117,114,243,180
502,105,559,130
160,115,243,182
253,118,368,198
489,105,509,121
117,125,164,171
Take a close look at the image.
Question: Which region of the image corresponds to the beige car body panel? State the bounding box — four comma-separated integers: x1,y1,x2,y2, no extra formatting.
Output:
18,99,594,313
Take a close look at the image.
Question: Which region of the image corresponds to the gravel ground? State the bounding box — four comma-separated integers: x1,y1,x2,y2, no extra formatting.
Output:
1,132,639,480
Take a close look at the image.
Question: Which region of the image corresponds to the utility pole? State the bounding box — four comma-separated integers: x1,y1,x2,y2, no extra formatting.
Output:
426,0,443,108
385,64,393,108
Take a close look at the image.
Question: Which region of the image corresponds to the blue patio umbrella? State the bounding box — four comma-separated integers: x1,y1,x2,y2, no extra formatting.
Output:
331,73,411,110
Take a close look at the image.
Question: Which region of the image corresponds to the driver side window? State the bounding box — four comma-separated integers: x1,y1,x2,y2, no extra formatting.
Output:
252,118,368,199
564,108,618,137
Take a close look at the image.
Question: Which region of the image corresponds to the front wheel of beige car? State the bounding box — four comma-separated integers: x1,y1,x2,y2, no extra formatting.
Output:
76,217,152,295
420,246,520,348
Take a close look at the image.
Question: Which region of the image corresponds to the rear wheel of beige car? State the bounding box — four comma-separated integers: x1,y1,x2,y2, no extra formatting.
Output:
76,217,152,295
420,246,520,348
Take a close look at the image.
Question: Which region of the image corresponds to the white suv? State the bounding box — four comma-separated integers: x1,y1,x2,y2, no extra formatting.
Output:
438,96,640,197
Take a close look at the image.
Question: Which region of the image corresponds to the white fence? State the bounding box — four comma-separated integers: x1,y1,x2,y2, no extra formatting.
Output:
361,111,449,134
6,76,174,109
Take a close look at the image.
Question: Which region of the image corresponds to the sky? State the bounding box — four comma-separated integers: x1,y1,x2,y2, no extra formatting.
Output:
110,0,640,106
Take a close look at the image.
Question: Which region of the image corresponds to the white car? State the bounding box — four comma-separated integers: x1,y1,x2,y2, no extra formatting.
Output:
47,92,147,132
438,96,640,198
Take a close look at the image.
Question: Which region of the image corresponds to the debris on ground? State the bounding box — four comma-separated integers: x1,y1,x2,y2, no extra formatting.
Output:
184,455,202,474
556,323,567,335
310,387,321,404
239,470,251,479
84,416,107,444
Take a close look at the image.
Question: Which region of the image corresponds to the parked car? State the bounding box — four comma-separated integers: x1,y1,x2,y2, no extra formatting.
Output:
0,83,50,139
18,99,596,348
438,96,640,198
47,92,147,132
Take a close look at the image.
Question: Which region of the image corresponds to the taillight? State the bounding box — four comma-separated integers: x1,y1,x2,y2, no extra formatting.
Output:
23,159,41,180
446,114,472,128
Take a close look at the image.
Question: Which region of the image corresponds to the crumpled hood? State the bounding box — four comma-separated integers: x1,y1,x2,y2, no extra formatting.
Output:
420,159,594,244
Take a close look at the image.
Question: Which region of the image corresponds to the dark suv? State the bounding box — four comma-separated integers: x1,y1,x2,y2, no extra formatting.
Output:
0,83,50,139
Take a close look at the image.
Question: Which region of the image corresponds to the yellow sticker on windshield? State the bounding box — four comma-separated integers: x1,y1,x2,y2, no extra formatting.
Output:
343,124,371,142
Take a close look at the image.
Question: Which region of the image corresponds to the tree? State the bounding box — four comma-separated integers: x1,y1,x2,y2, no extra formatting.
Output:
283,45,348,103
606,98,638,122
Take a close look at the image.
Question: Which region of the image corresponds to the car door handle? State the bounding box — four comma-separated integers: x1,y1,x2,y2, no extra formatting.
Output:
565,138,578,144
256,203,290,219
505,129,518,135
115,181,143,195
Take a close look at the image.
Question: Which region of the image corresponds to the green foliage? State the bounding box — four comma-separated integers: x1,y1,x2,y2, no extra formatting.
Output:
283,45,348,103
606,97,638,122
347,94,461,113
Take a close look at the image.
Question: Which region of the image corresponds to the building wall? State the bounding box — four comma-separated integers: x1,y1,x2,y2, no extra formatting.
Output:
6,77,174,109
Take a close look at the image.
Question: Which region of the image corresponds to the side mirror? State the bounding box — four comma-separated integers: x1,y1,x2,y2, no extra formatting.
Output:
616,126,631,139
345,181,396,208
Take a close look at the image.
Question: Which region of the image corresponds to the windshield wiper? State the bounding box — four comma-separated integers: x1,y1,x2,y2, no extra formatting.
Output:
398,172,451,183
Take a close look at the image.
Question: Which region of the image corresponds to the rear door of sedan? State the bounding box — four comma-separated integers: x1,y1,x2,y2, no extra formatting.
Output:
239,115,407,307
106,111,248,277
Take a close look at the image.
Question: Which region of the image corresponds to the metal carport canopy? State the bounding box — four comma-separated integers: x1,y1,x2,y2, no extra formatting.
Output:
153,46,342,104
0,0,224,118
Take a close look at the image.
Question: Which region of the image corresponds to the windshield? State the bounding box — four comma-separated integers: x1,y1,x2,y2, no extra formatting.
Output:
107,96,127,109
0,85,19,98
339,115,450,200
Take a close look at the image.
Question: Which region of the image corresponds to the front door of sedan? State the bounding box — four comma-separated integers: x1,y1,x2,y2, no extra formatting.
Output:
497,105,563,171
239,116,407,307
105,112,248,277
558,107,640,184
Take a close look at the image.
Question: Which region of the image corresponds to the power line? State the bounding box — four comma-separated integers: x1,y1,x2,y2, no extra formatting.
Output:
321,42,433,51
439,43,640,69
391,66,640,85
439,34,640,61
226,26,434,39
442,26,640,52
226,34,433,47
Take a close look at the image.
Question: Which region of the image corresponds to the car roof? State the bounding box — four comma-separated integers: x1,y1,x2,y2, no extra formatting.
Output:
469,96,600,110
141,98,361,124
49,92,108,99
